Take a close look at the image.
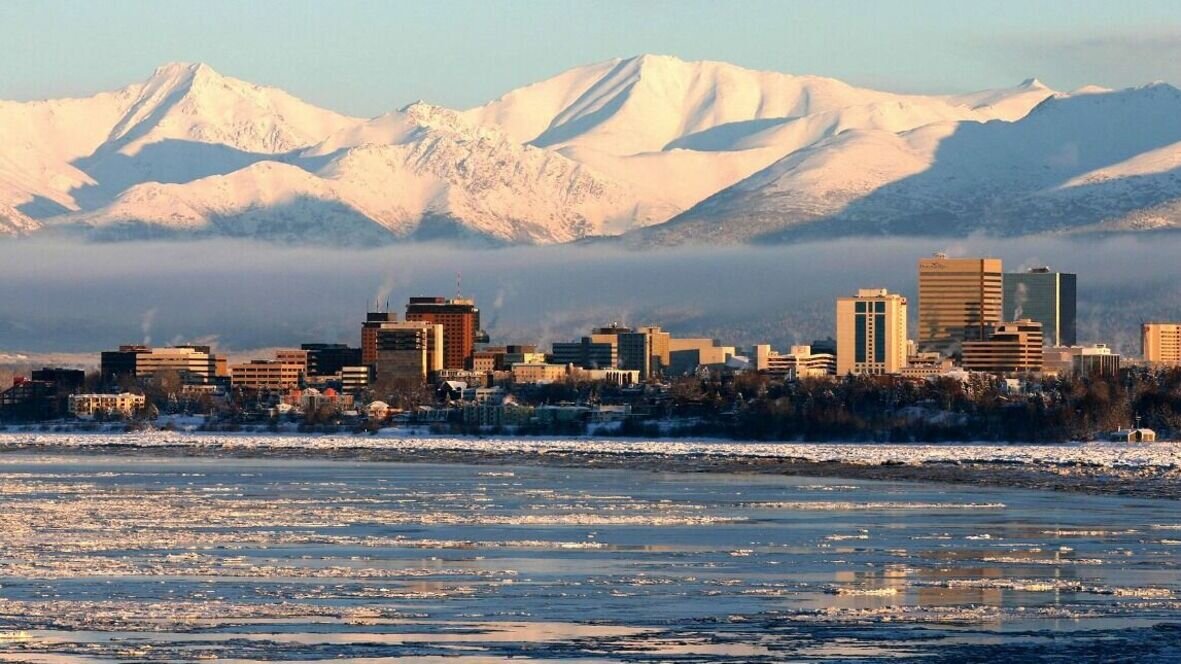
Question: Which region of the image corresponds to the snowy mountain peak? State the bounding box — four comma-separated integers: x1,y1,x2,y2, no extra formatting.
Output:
147,61,216,83
3,57,1179,246
102,62,359,155
400,101,473,132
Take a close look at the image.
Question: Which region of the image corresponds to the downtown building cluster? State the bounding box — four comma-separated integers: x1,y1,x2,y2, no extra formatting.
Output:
2,253,1180,432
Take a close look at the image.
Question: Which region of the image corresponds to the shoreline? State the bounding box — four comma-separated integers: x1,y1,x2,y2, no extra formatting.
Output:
1,431,1178,500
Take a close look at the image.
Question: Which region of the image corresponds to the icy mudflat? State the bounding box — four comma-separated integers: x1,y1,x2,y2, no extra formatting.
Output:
1,430,1179,468
0,451,1179,662
2,431,1180,500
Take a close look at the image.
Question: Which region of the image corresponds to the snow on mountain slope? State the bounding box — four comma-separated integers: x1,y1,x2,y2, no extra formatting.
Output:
632,84,1181,245
0,63,360,218
71,63,361,209
312,102,676,240
943,77,1057,120
471,54,939,154
3,56,1178,246
58,161,393,244
467,55,1056,211
0,202,40,236
62,103,676,244
104,63,359,155
470,55,1055,153
0,83,145,213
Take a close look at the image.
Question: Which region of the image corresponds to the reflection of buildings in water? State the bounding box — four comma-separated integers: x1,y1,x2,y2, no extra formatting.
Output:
916,585,1004,607
919,566,1007,581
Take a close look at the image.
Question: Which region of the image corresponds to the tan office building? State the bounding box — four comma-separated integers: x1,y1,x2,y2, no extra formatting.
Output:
1142,322,1181,365
512,362,570,384
667,338,736,376
961,319,1044,374
917,254,1003,355
619,326,672,380
133,345,224,384
836,289,908,375
230,360,305,390
274,349,310,372
374,322,445,383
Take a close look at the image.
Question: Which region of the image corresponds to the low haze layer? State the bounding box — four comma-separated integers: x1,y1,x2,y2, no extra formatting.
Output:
0,236,1177,358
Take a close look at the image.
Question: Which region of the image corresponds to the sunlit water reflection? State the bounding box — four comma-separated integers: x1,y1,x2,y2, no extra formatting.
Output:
0,452,1179,662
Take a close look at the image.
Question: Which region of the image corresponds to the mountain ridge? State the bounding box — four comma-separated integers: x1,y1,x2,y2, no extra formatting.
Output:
2,56,1179,246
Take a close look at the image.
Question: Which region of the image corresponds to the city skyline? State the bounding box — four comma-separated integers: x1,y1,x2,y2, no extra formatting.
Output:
2,5,1180,659
30,249,1180,391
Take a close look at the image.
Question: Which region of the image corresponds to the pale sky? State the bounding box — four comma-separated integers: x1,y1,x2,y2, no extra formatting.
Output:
1,0,1180,117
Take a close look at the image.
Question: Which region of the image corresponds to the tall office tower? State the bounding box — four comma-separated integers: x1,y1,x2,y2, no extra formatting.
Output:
1003,267,1077,346
374,322,445,383
835,289,909,376
405,297,480,370
961,320,1045,374
1142,322,1181,365
619,326,672,380
917,254,1003,355
361,311,398,366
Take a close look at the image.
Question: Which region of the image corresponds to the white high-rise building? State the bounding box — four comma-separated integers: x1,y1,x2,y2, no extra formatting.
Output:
836,289,908,376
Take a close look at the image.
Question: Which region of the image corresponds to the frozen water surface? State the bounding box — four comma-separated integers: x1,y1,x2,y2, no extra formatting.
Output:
0,450,1179,662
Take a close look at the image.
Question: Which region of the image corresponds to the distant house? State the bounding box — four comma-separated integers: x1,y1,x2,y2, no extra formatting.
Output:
1107,427,1157,443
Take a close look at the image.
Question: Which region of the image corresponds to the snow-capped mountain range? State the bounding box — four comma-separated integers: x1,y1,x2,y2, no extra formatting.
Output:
2,55,1179,245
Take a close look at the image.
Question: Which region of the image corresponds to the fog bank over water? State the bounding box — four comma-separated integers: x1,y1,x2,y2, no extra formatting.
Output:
0,235,1177,357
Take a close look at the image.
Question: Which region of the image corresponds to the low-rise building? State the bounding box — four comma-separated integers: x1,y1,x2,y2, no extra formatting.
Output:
753,344,836,379
1107,427,1157,443
962,320,1044,375
68,393,145,418
667,338,735,376
512,362,570,384
274,349,309,372
366,400,391,421
900,352,958,379
301,343,362,378
572,368,641,386
462,386,505,403
551,338,617,369
230,359,305,390
340,365,371,394
462,401,534,427
502,345,546,366
0,379,61,421
101,345,225,385
1043,345,1121,377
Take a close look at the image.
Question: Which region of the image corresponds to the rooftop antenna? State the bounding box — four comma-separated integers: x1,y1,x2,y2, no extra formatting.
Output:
385,297,390,313
456,271,463,299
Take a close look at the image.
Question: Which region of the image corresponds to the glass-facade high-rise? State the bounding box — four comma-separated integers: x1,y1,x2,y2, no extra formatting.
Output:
1002,267,1077,347
917,254,1003,356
